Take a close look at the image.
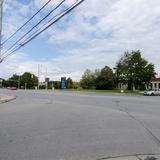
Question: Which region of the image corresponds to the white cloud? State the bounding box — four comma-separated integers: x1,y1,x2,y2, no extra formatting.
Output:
1,0,160,80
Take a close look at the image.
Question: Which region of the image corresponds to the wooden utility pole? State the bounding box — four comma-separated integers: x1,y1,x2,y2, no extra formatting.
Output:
0,0,4,63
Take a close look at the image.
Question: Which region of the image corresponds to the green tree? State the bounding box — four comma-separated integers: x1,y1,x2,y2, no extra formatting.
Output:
20,72,38,89
73,82,80,89
53,81,61,89
95,66,115,90
8,74,19,87
66,77,73,89
93,69,101,82
9,74,19,81
115,50,156,90
2,79,7,88
48,81,54,89
80,69,95,89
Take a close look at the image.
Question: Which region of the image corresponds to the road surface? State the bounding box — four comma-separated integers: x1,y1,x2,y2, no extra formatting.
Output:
0,89,160,160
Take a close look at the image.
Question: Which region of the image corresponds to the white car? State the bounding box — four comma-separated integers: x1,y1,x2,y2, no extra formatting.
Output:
143,89,160,96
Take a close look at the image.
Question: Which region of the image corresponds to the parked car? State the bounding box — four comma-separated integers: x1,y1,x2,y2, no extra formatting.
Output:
10,87,17,90
143,89,160,96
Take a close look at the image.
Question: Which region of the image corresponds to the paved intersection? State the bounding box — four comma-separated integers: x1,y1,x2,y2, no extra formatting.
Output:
0,89,160,160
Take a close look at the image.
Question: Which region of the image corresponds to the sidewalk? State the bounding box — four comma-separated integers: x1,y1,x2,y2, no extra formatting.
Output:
97,154,160,160
0,94,16,103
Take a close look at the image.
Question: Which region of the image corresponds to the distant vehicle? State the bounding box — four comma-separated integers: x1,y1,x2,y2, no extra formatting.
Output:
10,87,17,90
143,89,160,96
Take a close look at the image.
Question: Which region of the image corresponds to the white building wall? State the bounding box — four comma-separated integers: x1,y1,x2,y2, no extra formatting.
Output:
151,82,160,90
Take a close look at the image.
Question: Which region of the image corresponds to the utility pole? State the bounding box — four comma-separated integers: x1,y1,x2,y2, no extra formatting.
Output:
52,77,54,90
38,64,40,90
18,75,20,89
45,67,48,90
0,0,4,63
25,83,27,90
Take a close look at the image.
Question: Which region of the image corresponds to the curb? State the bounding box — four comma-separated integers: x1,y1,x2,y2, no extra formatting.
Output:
0,95,17,104
96,154,160,160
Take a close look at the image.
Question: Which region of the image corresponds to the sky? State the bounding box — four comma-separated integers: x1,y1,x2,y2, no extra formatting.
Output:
0,0,160,81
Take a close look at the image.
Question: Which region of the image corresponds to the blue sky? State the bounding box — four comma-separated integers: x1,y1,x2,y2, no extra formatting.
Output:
0,0,160,81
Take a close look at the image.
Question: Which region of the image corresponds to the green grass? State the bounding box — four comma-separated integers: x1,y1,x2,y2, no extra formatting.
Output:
64,89,141,94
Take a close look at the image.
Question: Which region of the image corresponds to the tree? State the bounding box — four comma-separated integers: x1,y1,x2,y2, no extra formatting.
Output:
20,72,38,89
2,79,7,88
73,82,80,89
9,74,19,81
66,77,73,89
95,66,115,90
53,81,61,89
115,50,156,90
8,74,19,87
80,69,95,89
93,69,101,82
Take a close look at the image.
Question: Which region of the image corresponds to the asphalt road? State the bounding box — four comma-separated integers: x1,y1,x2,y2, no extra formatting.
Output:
0,89,160,160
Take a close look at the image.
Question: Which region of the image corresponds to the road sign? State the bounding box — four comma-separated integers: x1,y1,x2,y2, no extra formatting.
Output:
61,77,66,89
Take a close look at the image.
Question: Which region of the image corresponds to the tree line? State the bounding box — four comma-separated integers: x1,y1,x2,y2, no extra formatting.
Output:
1,72,79,89
1,72,38,89
0,50,156,90
80,50,156,90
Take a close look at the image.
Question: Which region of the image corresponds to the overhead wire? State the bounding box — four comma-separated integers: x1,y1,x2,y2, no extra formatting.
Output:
5,0,78,55
1,0,84,62
1,0,66,57
20,1,78,46
1,0,52,46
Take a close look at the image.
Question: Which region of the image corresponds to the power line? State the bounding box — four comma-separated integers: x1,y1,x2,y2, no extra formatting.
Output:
1,0,85,62
20,1,78,46
2,0,84,61
1,0,66,57
1,0,52,46
3,0,78,58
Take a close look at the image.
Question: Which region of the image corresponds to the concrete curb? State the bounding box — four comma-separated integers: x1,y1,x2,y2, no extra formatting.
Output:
0,94,17,104
96,154,160,160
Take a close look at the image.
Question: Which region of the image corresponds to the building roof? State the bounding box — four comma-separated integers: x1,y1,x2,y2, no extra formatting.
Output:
151,78,160,82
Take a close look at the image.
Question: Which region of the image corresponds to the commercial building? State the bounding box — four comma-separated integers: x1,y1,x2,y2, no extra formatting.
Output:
151,78,160,90
117,77,160,90
45,77,50,83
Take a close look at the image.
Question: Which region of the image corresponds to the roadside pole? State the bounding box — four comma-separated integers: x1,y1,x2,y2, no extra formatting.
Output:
25,83,27,90
46,82,48,90
18,76,20,89
45,67,48,90
38,64,40,90
0,0,4,63
52,81,54,90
